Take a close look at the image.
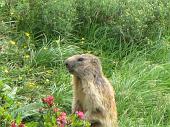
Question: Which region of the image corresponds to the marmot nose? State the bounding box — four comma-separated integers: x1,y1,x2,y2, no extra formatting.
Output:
65,60,72,68
64,60,69,67
65,60,74,73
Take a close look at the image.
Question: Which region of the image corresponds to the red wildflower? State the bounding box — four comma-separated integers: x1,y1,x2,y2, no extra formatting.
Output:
57,112,67,127
10,121,17,127
60,112,66,117
59,124,65,127
42,95,54,106
76,111,85,119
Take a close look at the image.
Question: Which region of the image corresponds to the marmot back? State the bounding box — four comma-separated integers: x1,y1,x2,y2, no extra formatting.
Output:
65,54,118,127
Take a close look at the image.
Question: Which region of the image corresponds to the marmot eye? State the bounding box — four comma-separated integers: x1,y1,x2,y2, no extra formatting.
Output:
77,57,84,61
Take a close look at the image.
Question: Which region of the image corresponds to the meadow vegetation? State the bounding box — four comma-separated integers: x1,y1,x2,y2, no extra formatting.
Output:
0,0,170,126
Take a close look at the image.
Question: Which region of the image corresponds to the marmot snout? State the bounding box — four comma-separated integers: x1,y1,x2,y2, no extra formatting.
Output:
65,54,118,127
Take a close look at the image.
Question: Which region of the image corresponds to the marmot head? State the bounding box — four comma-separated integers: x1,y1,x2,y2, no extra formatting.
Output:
65,54,102,78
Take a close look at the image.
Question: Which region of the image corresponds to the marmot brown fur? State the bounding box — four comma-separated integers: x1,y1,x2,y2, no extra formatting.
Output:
65,54,118,127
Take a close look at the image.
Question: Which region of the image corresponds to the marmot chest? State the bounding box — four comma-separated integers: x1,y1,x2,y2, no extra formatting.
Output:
78,85,97,112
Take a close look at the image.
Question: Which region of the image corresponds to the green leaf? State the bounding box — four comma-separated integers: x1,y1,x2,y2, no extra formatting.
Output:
8,87,17,99
0,107,5,115
16,113,22,125
26,122,39,127
0,80,3,89
51,115,56,125
11,102,43,119
44,122,53,127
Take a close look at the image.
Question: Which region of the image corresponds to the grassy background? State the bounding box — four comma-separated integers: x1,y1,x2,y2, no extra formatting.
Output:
0,0,170,126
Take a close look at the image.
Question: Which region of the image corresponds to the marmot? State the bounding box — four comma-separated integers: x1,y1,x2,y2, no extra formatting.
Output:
65,54,118,127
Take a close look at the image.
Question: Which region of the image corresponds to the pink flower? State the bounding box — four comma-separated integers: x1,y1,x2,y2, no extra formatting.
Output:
76,111,85,119
59,124,65,127
10,122,17,127
60,112,66,117
42,95,54,106
57,112,67,127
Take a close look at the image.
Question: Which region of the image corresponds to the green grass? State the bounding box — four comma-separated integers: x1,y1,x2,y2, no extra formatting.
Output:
113,53,170,126
1,37,170,126
0,0,170,126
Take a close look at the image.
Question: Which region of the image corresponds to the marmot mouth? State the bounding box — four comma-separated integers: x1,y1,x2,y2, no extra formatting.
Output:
68,68,74,73
66,66,74,73
65,62,74,72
